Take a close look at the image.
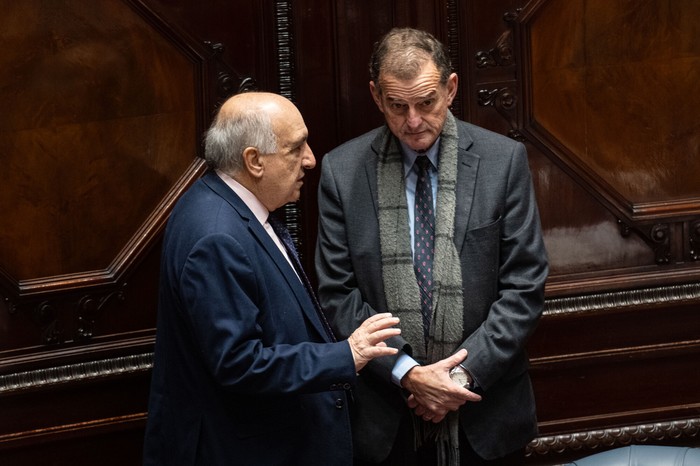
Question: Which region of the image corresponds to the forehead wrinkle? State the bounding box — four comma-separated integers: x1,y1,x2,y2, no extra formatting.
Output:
378,70,443,102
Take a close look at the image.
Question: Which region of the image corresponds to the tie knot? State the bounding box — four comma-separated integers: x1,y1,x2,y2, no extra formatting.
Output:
415,155,432,173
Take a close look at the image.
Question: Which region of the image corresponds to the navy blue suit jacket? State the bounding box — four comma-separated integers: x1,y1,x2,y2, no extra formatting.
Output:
144,171,357,466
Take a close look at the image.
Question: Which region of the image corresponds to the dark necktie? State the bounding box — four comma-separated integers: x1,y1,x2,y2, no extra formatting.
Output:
268,213,336,342
414,156,435,341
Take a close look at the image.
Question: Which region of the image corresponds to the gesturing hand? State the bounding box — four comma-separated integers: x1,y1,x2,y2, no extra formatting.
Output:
348,313,400,372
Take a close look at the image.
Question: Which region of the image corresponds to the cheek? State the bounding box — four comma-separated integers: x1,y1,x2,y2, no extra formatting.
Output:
384,114,405,130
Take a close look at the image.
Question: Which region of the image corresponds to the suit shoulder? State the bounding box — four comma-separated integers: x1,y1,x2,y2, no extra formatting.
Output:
458,120,527,167
459,120,519,148
325,127,384,161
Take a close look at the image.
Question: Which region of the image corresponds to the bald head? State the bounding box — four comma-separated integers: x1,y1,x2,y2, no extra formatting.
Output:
218,92,298,124
204,92,301,174
203,91,314,211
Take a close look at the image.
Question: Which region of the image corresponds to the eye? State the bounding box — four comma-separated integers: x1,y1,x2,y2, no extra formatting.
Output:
421,99,435,108
389,102,406,112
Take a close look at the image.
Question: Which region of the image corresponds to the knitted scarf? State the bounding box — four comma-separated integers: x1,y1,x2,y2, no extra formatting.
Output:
377,111,464,466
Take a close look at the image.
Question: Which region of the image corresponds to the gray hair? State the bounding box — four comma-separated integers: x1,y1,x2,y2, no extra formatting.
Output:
203,104,278,173
369,28,452,89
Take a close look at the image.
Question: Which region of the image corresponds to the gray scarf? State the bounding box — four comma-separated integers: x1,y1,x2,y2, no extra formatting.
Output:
377,111,464,465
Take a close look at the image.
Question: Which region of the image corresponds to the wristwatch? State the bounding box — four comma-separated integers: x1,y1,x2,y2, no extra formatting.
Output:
449,364,474,390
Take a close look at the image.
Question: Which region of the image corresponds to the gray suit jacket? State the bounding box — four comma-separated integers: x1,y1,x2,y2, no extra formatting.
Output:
315,120,549,461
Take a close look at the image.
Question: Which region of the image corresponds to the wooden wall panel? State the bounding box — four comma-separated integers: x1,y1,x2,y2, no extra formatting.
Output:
0,0,698,464
0,0,274,463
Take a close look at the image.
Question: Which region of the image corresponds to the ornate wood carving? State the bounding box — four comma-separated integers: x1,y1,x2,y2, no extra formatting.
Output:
476,29,515,69
75,289,126,342
477,87,525,141
446,0,463,119
689,219,700,261
273,0,304,257
618,220,672,264
204,41,257,110
544,282,700,316
0,353,152,395
528,417,700,457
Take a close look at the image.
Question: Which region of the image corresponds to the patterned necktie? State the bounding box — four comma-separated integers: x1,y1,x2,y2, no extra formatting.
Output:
414,155,435,341
268,213,336,342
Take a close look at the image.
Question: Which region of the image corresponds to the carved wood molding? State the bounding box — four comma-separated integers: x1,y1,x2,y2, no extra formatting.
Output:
446,0,463,119
544,282,700,316
527,418,700,457
690,219,700,261
3,351,697,459
272,0,305,257
0,353,152,395
477,86,525,142
475,30,515,69
203,41,257,110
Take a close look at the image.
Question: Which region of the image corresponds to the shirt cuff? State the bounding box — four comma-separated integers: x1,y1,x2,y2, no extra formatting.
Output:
391,353,420,387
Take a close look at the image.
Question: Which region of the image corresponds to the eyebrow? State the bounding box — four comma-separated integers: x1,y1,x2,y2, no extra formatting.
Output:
289,132,308,149
386,90,438,102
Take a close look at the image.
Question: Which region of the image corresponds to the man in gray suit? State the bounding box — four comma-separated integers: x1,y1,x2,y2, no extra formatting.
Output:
315,28,549,466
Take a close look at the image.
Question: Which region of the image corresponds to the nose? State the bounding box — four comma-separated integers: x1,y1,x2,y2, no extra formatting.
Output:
302,143,316,169
406,106,422,129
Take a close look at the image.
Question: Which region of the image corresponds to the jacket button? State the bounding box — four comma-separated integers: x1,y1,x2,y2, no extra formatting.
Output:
335,398,344,409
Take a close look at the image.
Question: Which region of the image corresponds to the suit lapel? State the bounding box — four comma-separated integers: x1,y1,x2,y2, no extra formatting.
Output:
366,130,385,218
201,172,332,343
453,124,479,254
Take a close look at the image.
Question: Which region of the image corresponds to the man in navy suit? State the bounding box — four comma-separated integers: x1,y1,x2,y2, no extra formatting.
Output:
143,91,401,466
316,28,548,465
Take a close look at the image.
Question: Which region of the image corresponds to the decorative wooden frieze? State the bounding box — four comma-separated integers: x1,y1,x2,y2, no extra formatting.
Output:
544,282,700,316
618,220,671,264
9,287,128,346
75,288,126,341
204,41,257,109
475,8,521,69
689,219,700,261
446,0,463,119
477,87,525,141
527,417,700,457
32,301,63,345
476,30,515,69
0,353,153,395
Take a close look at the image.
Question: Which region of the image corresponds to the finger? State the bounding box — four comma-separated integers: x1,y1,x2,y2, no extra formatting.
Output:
442,348,468,367
364,312,396,325
362,346,398,359
366,327,401,344
366,317,400,332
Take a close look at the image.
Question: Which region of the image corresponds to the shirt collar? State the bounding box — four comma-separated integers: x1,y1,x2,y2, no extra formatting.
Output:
215,169,269,226
400,138,440,179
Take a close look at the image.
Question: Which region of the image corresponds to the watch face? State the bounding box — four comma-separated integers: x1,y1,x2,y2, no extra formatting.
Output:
449,367,471,388
451,371,469,387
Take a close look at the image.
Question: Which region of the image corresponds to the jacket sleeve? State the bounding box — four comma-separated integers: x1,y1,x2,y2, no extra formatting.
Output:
179,232,357,394
459,142,549,390
315,155,408,382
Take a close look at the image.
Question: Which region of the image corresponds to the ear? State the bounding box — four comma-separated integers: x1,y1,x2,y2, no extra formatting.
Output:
369,81,385,114
242,146,264,179
445,73,458,105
